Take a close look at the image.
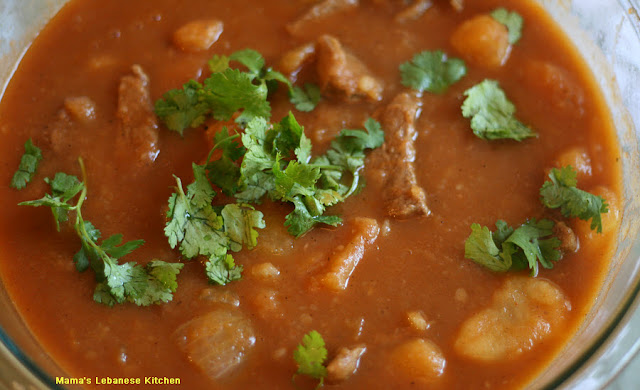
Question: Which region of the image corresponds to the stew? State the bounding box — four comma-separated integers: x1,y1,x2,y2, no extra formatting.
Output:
0,0,622,389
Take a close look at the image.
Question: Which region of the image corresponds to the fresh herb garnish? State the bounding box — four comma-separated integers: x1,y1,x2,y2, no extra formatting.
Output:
540,166,609,233
155,49,320,135
20,159,183,306
461,79,536,141
10,139,43,190
293,330,328,388
399,50,467,94
164,163,265,285
465,219,561,277
227,113,383,237
290,83,322,112
491,8,524,44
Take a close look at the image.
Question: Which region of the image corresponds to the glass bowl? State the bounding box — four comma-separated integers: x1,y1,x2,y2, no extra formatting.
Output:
0,0,639,389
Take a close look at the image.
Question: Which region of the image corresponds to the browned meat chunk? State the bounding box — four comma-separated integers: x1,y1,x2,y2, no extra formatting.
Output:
116,65,159,165
395,0,432,23
327,345,367,383
172,19,224,52
278,42,317,79
63,96,96,123
371,93,429,218
314,217,380,292
315,35,383,101
553,221,578,253
450,0,463,12
287,0,359,35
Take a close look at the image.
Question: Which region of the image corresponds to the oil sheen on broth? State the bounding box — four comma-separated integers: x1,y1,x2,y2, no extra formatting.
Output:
0,0,622,389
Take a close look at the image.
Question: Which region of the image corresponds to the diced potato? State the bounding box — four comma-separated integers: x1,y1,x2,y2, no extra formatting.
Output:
450,14,510,68
454,276,570,362
554,147,592,181
172,19,224,52
64,96,96,123
198,288,240,307
406,311,430,332
315,217,380,291
49,110,73,154
174,309,256,379
454,288,468,304
249,288,281,319
250,262,281,281
574,186,621,243
327,345,367,383
520,60,585,115
388,338,446,383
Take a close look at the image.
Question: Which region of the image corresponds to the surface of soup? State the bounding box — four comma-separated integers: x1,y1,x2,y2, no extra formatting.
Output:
0,0,622,389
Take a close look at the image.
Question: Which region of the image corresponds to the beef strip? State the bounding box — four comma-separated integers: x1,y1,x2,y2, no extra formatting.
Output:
116,65,159,165
287,0,359,35
395,0,433,23
371,92,430,218
315,35,383,101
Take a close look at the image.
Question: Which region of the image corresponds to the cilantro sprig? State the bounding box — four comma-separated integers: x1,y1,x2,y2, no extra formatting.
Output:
155,49,320,135
293,330,328,388
164,163,265,285
399,50,467,94
461,79,536,141
20,159,183,306
465,219,561,277
491,8,524,45
222,113,383,237
540,166,608,233
10,139,43,190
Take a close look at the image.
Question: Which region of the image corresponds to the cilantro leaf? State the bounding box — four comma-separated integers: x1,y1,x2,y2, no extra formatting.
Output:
205,128,245,195
19,159,183,306
540,166,609,233
156,49,296,133
11,139,43,190
202,68,271,125
165,162,266,285
465,219,562,276
19,172,84,231
464,223,511,272
221,203,265,252
205,254,243,286
165,176,228,259
461,79,536,141
207,112,383,237
154,80,210,135
229,49,266,77
293,330,328,387
130,261,184,306
400,50,467,94
317,118,384,198
491,8,524,44
285,196,342,237
290,83,322,112
208,54,230,73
